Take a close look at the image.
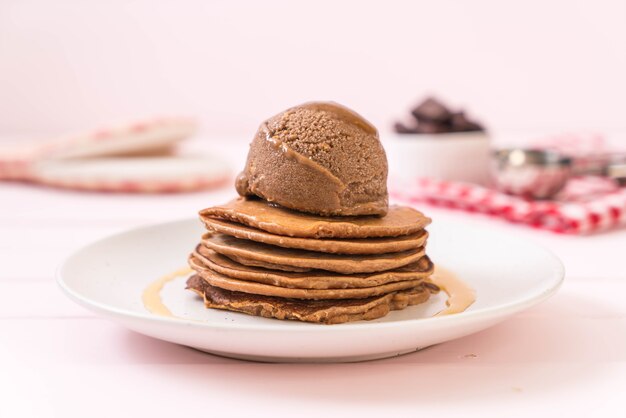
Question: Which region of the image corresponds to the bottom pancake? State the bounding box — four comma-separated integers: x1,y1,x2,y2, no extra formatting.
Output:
186,275,437,325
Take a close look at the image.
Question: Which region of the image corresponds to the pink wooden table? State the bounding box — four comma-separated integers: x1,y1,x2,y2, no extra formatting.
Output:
1,142,625,417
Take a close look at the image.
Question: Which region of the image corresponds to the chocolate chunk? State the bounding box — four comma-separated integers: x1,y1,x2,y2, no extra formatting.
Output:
411,97,452,123
450,112,483,132
393,122,419,134
414,121,449,134
396,96,486,134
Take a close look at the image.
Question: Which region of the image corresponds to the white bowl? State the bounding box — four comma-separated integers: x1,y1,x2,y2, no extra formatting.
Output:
384,132,491,185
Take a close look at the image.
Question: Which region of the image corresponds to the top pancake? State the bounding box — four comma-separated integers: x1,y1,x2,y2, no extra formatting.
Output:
200,217,428,254
199,198,430,239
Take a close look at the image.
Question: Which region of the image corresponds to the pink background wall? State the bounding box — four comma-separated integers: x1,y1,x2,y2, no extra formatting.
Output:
1,0,625,139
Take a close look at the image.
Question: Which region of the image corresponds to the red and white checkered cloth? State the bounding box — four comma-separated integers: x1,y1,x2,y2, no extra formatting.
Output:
391,133,626,234
392,176,626,234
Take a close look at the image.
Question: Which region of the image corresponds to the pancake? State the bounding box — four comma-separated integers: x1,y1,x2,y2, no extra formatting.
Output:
190,246,434,289
216,253,312,272
200,217,428,254
186,275,434,324
201,233,425,274
190,258,434,299
199,198,431,239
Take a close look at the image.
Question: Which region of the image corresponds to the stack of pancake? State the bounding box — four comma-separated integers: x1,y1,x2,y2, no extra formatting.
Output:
186,101,439,324
186,198,438,324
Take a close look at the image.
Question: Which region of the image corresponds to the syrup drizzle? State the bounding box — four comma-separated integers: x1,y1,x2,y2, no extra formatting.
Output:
429,266,476,316
142,267,192,318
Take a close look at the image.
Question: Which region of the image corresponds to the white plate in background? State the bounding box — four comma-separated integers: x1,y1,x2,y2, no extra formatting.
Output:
34,155,230,192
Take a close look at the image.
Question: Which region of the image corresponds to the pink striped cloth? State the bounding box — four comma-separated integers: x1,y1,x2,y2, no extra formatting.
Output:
391,133,626,234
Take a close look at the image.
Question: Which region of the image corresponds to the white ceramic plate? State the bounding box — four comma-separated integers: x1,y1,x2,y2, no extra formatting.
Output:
57,218,564,363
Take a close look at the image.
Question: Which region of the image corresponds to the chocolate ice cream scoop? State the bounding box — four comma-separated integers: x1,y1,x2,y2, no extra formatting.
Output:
236,102,389,216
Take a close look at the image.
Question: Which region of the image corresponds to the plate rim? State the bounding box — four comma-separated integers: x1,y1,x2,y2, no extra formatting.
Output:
56,217,565,332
